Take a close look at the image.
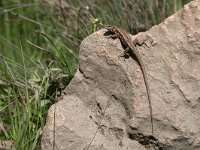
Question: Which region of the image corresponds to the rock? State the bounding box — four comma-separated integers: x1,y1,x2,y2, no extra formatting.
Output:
41,0,200,149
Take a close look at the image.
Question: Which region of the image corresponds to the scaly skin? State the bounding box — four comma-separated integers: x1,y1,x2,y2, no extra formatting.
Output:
104,25,154,136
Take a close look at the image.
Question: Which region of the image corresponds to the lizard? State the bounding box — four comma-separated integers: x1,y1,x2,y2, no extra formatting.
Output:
104,25,154,136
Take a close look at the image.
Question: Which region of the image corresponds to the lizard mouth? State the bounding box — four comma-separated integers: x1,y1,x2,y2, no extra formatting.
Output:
104,25,113,31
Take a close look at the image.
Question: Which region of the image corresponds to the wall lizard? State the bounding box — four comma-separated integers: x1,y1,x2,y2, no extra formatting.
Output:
104,25,154,136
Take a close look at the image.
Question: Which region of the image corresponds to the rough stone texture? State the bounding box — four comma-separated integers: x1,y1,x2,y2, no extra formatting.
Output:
41,0,200,149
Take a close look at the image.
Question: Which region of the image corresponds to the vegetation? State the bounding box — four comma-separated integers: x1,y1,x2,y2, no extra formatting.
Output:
0,0,191,149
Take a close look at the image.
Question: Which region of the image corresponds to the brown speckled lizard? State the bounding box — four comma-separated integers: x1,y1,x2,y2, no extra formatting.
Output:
104,25,154,136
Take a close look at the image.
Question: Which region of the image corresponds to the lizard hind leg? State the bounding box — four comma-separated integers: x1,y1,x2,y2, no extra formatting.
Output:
124,47,130,54
118,47,130,60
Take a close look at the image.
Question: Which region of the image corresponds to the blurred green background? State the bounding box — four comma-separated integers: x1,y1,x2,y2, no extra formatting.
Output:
0,0,191,149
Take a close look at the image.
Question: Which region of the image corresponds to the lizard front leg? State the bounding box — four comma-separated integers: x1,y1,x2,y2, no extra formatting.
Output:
107,32,120,39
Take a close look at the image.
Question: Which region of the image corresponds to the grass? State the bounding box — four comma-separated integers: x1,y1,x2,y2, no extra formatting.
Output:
0,0,191,149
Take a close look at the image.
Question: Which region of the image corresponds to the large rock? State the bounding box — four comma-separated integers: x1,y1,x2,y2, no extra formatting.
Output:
41,0,200,149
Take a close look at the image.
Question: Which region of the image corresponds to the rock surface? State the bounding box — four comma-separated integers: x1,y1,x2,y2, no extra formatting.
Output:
41,0,200,149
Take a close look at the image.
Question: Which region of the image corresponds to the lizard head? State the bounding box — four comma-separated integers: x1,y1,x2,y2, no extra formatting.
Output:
104,25,116,32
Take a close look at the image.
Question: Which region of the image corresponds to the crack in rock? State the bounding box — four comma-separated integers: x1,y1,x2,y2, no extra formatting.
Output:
128,127,167,150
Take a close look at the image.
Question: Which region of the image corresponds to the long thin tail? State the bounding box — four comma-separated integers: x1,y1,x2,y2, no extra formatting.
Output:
139,60,154,136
